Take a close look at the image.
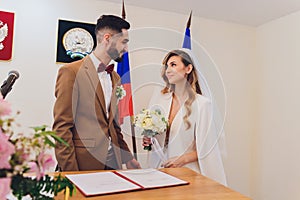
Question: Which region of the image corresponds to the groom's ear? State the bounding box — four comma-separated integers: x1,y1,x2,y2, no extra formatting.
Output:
103,33,111,42
186,64,193,74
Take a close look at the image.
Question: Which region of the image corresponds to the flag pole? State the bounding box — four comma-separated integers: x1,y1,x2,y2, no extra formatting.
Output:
122,0,126,19
187,10,192,29
121,0,138,160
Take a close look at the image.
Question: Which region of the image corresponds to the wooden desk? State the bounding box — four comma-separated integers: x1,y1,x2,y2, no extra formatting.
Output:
55,168,250,200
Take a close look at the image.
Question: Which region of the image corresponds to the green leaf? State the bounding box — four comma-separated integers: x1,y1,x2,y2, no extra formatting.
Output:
30,125,47,132
46,132,69,147
144,145,152,151
44,136,56,147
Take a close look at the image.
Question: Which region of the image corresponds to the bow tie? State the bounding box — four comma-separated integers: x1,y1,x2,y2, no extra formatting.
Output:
97,63,114,74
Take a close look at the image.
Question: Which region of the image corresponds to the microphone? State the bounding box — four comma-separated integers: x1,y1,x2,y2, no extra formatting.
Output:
0,70,20,99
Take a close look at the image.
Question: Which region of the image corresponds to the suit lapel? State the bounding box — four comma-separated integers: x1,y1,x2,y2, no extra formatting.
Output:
83,56,120,126
108,72,121,126
83,56,108,118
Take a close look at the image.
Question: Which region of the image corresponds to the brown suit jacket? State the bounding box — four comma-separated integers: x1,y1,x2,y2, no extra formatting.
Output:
53,56,133,171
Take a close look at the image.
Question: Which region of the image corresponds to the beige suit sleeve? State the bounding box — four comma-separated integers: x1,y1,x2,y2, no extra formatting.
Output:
53,66,79,171
113,118,134,163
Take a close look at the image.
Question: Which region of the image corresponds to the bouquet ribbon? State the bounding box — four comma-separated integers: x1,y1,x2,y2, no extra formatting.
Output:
151,137,167,163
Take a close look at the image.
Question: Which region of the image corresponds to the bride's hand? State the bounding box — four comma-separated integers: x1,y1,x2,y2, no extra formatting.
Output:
162,156,186,168
142,136,151,147
163,152,198,168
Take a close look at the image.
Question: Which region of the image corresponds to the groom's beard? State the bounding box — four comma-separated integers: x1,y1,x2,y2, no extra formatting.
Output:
114,55,123,62
107,44,124,63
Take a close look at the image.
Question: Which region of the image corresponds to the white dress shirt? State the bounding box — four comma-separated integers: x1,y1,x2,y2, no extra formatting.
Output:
89,53,113,118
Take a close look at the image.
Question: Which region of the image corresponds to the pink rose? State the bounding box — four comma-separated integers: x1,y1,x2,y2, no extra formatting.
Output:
0,133,15,169
0,177,11,200
28,162,39,173
0,95,11,116
37,153,55,178
28,161,42,180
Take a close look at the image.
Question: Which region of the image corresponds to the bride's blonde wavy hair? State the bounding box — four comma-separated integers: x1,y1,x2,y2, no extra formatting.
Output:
161,50,202,130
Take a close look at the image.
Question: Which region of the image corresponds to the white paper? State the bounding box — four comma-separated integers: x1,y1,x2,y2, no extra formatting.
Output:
117,168,188,188
66,172,140,196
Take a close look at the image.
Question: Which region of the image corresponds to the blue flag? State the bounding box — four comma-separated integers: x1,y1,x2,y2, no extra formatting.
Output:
183,11,192,49
182,27,191,49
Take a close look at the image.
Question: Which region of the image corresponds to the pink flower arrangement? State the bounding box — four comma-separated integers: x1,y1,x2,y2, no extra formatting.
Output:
0,94,11,116
0,94,74,199
0,131,15,169
0,177,11,199
37,152,56,180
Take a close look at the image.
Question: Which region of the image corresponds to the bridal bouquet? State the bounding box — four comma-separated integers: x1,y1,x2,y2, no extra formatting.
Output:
0,95,74,200
134,109,168,151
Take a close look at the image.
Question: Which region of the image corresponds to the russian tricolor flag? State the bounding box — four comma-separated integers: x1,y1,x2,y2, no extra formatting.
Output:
117,52,133,124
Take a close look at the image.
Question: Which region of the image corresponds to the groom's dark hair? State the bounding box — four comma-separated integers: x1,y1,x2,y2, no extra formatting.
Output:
95,15,130,35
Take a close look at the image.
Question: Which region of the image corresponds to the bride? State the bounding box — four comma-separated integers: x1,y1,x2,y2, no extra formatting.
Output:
143,48,227,185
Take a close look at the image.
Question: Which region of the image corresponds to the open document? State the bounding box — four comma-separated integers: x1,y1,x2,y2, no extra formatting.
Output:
66,168,189,196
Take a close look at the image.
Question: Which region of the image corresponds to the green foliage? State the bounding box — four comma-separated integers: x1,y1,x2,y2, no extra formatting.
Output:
11,174,75,200
0,98,74,199
31,125,69,147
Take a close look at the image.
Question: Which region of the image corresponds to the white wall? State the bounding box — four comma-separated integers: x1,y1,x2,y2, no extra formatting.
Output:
254,11,300,200
1,0,257,198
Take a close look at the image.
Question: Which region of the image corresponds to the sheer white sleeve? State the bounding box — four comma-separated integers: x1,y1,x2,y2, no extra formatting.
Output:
194,96,227,185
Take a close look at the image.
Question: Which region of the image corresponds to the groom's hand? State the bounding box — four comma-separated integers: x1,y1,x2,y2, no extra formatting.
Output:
126,158,141,169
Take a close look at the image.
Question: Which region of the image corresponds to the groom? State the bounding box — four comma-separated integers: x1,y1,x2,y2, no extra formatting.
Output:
53,15,140,171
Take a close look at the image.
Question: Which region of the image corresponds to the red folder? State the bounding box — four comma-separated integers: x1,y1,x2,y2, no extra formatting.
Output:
66,169,189,197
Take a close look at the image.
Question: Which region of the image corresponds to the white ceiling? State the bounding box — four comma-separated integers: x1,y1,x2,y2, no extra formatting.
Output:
101,0,300,26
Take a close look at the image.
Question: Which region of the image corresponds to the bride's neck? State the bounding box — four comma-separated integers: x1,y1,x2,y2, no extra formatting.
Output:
173,81,188,104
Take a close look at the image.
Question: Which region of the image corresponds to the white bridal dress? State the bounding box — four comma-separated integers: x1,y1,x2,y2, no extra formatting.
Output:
148,48,227,186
